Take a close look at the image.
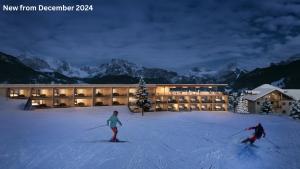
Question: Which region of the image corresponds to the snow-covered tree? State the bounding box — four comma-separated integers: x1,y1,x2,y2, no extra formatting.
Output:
236,93,249,113
290,100,300,119
136,77,151,116
229,92,239,112
260,99,272,114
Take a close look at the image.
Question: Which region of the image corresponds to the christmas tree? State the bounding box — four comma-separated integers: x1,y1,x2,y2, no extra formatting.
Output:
228,92,239,112
260,98,272,114
290,100,300,119
236,93,249,113
136,77,151,116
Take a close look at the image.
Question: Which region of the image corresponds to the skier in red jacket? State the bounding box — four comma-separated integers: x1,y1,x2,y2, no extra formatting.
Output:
241,123,266,144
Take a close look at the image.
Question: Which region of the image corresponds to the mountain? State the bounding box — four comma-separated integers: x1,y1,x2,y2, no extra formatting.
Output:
233,58,300,89
3,51,300,89
13,53,252,85
18,55,89,78
94,59,143,77
18,56,180,83
0,52,76,84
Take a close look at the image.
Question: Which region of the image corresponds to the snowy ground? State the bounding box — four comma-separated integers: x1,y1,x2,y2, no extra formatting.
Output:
0,97,300,169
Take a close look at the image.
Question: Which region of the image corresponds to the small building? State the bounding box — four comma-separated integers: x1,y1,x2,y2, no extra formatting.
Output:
245,84,296,114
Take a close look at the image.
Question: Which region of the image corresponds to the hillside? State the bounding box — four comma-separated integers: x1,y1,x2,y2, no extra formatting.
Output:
0,52,76,84
1,51,300,89
233,59,300,89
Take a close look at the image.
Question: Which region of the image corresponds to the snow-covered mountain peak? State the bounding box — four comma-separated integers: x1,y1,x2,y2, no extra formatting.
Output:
95,58,143,77
18,55,89,78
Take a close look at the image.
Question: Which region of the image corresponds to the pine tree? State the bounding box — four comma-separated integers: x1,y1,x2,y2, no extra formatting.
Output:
260,99,272,114
136,77,151,116
290,100,300,119
236,93,249,113
229,92,239,112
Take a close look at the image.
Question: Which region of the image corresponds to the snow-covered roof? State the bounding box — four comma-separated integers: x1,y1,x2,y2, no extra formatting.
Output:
244,84,285,101
284,89,300,101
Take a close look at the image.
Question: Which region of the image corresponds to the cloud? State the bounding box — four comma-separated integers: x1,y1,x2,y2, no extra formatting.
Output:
0,0,299,71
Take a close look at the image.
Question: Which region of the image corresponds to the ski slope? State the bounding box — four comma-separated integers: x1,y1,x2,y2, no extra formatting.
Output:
0,97,299,169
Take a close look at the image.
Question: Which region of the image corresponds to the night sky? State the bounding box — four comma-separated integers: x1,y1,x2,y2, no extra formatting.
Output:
1,0,300,71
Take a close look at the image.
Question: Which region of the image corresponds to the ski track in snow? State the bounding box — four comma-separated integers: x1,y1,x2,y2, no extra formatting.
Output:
0,97,300,169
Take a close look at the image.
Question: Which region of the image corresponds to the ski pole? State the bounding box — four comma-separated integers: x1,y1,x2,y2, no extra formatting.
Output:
85,124,107,131
265,137,280,149
229,129,244,137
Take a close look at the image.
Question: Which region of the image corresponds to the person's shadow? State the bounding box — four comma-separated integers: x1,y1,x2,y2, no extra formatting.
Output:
237,144,259,160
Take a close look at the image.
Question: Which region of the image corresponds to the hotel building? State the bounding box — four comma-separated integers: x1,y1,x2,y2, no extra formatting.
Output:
245,84,299,114
0,84,228,112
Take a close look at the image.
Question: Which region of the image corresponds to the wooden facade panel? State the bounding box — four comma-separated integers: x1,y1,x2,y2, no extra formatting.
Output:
1,84,228,112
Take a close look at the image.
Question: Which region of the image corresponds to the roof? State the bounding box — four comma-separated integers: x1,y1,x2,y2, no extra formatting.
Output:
244,84,285,101
283,89,300,100
0,84,228,88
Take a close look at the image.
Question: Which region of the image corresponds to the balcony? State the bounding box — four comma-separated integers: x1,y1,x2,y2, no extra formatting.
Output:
201,99,213,103
74,93,92,98
190,105,200,111
215,98,226,103
9,93,27,99
201,105,212,111
95,92,104,97
54,88,73,98
178,99,189,103
167,106,177,111
112,93,127,97
190,99,200,103
53,103,69,108
112,101,125,105
128,93,136,97
167,99,177,103
156,99,167,103
75,102,86,107
54,94,70,97
179,105,189,111
95,101,104,106
32,94,48,98
31,99,51,109
214,105,226,111
32,104,49,108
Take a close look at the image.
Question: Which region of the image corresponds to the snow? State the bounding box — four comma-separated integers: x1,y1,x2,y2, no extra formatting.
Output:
244,84,284,101
0,97,300,169
271,78,285,88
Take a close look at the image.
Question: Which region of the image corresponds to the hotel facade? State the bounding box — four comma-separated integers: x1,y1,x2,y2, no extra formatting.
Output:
0,84,228,112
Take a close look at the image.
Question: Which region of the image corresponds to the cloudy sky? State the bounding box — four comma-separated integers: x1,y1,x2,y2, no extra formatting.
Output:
0,0,300,72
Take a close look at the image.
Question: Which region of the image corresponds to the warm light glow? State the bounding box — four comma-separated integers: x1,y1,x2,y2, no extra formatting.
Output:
59,89,66,94
129,88,136,93
32,102,38,106
96,89,102,93
77,89,84,94
40,89,48,95
19,90,24,95
129,97,137,102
